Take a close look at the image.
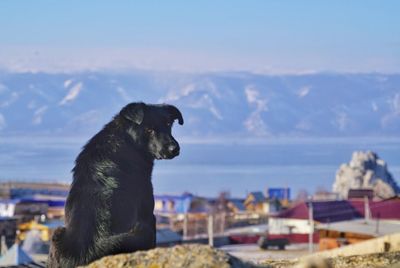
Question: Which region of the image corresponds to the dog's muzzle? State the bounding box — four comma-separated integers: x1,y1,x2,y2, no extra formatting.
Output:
160,143,180,159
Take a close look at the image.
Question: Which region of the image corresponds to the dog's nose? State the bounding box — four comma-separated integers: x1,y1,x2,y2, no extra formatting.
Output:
167,144,179,155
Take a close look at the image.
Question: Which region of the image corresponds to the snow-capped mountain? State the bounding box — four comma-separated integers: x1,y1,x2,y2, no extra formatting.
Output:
0,70,399,139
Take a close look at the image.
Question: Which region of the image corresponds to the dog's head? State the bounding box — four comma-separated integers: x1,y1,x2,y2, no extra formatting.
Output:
120,102,184,160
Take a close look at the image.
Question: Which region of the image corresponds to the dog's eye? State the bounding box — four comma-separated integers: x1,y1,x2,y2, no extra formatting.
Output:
146,128,155,134
166,122,172,127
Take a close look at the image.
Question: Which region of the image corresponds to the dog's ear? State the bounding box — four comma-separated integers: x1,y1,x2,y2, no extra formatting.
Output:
165,105,184,125
120,102,145,125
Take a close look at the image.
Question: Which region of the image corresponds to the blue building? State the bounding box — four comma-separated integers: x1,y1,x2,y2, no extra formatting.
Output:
154,193,193,214
268,188,291,201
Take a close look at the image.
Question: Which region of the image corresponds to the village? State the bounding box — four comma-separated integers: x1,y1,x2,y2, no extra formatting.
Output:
0,178,399,266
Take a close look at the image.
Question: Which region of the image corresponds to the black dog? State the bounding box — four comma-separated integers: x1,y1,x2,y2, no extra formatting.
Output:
47,102,183,268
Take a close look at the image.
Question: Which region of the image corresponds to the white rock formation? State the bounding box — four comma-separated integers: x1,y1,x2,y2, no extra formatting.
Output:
332,151,400,199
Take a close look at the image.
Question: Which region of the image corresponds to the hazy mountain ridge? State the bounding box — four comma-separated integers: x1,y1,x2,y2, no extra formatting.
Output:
0,71,399,138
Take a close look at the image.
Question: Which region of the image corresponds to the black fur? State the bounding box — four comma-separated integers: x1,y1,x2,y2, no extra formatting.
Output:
47,102,183,268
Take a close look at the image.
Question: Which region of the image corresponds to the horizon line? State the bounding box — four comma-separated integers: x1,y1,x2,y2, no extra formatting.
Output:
1,135,400,146
1,66,400,76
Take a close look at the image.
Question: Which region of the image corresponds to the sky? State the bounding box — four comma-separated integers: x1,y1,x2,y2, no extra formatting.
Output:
0,0,399,73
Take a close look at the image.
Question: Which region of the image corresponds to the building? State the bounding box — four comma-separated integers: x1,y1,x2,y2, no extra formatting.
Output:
226,198,246,213
277,200,362,223
348,189,374,200
269,200,363,244
244,189,290,214
0,183,68,220
349,198,400,219
268,199,400,244
244,192,267,213
0,197,66,222
0,182,69,199
267,188,291,207
268,217,319,244
267,188,290,200
0,199,48,222
154,193,194,215
313,191,339,201
317,219,400,250
0,217,17,251
0,200,18,218
19,196,66,219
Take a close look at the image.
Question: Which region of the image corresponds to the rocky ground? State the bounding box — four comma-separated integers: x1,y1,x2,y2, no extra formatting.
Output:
82,244,400,268
221,244,313,263
262,251,400,268
83,244,256,268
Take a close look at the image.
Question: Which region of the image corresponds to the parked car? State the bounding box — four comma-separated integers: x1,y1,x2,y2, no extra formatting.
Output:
257,234,289,250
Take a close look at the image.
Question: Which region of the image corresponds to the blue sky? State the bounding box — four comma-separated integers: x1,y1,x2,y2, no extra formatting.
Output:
0,0,399,73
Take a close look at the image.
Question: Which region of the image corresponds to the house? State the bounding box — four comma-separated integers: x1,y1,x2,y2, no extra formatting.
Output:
0,196,66,221
226,198,246,213
348,189,374,200
0,182,69,199
268,199,400,244
19,195,66,220
0,182,68,220
244,192,267,213
0,200,18,218
313,191,339,201
244,190,290,214
154,193,214,232
268,217,319,244
277,200,363,223
154,193,194,215
0,199,48,222
267,188,290,200
268,200,363,244
349,198,400,219
154,193,224,238
317,219,400,250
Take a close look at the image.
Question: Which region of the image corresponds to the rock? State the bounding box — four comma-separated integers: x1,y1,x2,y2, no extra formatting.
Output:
260,251,400,268
83,246,400,268
332,151,400,199
325,251,400,268
82,244,261,268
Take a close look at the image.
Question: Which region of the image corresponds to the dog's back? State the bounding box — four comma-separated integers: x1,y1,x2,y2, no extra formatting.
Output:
48,122,127,267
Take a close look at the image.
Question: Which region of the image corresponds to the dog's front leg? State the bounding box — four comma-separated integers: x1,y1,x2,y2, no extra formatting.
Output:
95,223,156,256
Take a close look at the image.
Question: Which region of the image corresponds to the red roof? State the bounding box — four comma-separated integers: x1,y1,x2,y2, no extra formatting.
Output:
277,202,309,220
277,199,400,223
350,199,400,219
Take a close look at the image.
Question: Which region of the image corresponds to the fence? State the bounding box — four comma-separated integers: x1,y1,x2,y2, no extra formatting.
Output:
156,211,268,239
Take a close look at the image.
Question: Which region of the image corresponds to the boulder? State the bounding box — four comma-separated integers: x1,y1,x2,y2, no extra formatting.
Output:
332,151,400,199
81,244,400,268
261,252,400,268
82,244,260,268
82,244,400,268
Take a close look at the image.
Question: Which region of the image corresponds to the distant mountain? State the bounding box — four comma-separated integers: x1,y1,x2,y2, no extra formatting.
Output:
0,71,399,139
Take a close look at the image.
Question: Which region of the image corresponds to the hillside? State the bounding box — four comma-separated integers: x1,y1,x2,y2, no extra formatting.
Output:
0,71,399,139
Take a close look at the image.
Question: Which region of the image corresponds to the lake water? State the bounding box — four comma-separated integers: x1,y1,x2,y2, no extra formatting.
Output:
0,136,399,198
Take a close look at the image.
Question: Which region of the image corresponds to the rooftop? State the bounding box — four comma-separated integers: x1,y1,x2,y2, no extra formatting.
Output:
317,219,400,237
